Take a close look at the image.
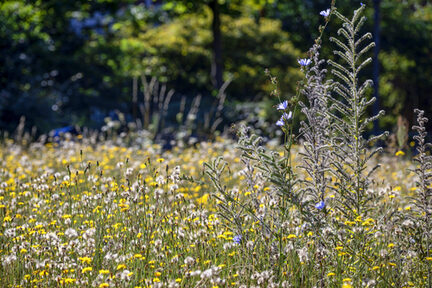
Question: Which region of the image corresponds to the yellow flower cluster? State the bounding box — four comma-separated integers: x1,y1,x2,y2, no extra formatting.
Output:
0,136,425,287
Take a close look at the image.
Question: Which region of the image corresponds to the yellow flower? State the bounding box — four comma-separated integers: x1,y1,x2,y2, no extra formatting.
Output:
82,267,92,273
99,269,110,274
196,194,209,205
327,272,335,277
79,256,92,264
116,264,126,270
287,234,297,239
99,283,109,288
395,150,405,157
342,278,353,288
362,218,374,226
175,278,182,283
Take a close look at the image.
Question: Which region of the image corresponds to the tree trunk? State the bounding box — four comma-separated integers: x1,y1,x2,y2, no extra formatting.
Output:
209,0,223,90
132,76,138,120
373,0,381,135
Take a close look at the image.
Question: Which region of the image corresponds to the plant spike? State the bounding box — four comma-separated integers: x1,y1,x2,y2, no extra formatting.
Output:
327,5,388,218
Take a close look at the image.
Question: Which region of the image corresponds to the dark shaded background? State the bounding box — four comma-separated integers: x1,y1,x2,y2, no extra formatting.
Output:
1,0,431,138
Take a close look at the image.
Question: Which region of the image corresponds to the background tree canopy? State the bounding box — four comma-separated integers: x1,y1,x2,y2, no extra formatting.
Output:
1,0,431,135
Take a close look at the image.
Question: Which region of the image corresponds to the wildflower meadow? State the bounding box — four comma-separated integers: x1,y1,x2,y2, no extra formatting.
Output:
2,3,432,288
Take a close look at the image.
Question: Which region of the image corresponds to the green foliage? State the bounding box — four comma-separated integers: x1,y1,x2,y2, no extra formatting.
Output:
1,0,432,136
0,0,136,133
378,1,432,130
111,12,302,99
0,1,53,131
161,0,270,17
222,16,301,100
378,51,416,128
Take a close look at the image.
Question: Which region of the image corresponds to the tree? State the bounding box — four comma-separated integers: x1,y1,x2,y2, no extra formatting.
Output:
162,0,272,90
0,0,136,132
372,0,381,136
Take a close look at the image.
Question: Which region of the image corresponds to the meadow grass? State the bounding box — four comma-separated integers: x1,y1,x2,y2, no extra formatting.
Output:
0,136,427,287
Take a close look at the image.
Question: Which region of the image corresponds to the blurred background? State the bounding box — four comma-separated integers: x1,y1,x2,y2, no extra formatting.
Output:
1,0,431,142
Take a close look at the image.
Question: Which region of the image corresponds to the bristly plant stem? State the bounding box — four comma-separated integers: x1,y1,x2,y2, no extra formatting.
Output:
328,5,387,218
412,109,432,287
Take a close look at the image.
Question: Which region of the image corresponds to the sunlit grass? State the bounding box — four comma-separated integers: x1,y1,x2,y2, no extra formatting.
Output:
0,136,427,287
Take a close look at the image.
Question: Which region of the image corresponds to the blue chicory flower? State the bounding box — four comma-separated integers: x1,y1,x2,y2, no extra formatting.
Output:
298,58,312,66
233,235,242,245
276,111,293,127
315,200,325,210
277,100,288,110
320,9,331,17
360,2,364,6
276,118,285,127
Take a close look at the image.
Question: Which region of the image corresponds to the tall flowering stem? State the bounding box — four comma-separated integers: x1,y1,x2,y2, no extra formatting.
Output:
325,5,390,284
327,5,387,218
411,109,432,286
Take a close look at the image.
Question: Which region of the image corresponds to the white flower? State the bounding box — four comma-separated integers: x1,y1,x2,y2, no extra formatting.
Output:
120,269,131,280
184,256,195,265
190,270,201,277
65,228,78,238
200,268,214,279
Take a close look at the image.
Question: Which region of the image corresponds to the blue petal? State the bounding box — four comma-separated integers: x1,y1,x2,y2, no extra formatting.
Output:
276,118,285,126
315,200,325,210
277,100,288,110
